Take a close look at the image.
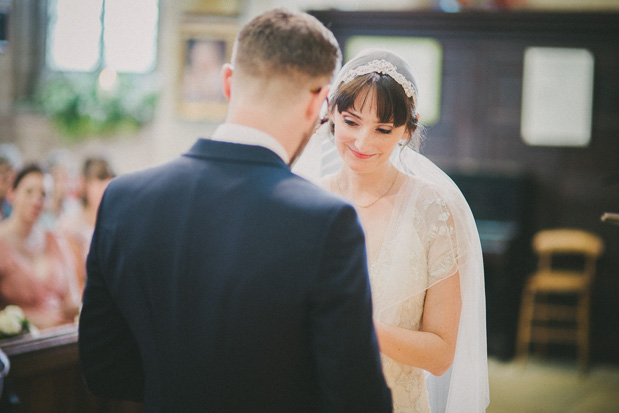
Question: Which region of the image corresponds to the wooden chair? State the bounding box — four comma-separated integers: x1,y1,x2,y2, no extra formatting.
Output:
516,228,604,372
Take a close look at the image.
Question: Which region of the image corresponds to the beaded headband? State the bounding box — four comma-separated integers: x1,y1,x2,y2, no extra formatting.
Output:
340,59,417,105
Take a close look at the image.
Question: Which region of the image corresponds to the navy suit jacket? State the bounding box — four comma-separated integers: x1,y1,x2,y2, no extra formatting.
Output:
78,139,391,412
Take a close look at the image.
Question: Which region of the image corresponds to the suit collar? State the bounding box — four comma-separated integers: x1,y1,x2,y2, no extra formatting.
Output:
184,138,289,169
211,124,289,164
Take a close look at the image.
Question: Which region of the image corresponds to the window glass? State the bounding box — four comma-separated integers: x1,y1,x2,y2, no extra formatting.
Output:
104,0,159,73
47,0,158,73
47,0,103,71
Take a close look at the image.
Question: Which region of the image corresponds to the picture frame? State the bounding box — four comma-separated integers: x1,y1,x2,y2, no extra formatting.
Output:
181,0,240,16
177,19,238,121
520,47,594,147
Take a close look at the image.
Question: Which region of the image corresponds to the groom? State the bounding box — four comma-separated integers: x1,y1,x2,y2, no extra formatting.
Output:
78,8,391,412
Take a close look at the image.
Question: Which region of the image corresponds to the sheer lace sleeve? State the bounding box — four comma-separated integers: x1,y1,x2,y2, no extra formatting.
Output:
417,185,461,288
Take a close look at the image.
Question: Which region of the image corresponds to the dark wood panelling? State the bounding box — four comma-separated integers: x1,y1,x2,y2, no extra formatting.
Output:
0,325,143,412
311,10,619,364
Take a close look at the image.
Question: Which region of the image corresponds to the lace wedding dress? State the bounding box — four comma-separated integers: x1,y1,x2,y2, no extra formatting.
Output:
322,174,460,413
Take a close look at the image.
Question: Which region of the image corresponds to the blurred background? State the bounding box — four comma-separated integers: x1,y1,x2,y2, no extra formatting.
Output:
0,0,618,412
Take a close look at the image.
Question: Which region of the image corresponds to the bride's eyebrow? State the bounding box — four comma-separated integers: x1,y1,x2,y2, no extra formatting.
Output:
342,110,361,120
343,109,393,126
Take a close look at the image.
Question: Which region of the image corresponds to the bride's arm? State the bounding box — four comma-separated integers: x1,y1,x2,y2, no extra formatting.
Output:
374,271,461,376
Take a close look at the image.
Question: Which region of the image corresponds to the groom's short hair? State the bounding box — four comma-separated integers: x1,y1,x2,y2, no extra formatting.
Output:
233,9,341,84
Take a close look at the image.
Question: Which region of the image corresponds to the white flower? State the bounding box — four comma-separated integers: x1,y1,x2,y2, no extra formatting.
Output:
0,305,28,337
0,311,23,335
4,305,25,320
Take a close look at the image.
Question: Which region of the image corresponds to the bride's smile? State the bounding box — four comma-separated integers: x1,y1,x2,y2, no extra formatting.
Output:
347,146,376,159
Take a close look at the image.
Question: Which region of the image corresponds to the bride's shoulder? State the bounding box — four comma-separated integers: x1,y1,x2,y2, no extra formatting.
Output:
403,174,454,208
405,173,440,193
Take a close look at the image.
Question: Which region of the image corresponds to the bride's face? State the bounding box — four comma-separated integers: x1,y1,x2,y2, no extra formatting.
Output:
333,91,408,174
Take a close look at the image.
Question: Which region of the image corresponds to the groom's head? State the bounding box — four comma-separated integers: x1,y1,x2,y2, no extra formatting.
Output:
233,9,341,91
221,9,340,163
223,9,340,111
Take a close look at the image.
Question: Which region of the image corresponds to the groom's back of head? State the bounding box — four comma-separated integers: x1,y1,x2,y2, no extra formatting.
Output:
232,9,341,95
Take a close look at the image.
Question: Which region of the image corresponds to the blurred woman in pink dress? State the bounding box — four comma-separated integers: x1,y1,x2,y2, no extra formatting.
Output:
0,164,80,329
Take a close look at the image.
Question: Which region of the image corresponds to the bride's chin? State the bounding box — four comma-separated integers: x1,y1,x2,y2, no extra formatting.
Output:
343,160,374,175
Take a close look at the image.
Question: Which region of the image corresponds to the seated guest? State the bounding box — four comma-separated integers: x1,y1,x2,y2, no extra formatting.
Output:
39,150,80,231
0,157,14,221
0,164,81,329
0,144,22,221
58,157,115,291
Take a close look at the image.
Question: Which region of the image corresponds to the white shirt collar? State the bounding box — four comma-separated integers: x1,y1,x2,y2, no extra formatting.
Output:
208,123,290,164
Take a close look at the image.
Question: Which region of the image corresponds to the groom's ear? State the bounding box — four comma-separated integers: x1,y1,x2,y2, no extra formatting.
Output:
221,63,234,101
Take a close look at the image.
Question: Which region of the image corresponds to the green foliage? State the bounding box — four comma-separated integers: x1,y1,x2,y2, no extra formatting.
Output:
35,73,159,142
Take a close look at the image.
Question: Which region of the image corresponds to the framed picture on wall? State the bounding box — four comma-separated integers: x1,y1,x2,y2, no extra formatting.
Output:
520,47,594,147
182,0,241,16
177,20,238,121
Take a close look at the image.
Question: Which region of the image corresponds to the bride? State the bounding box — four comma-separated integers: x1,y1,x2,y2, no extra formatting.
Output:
297,49,489,412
